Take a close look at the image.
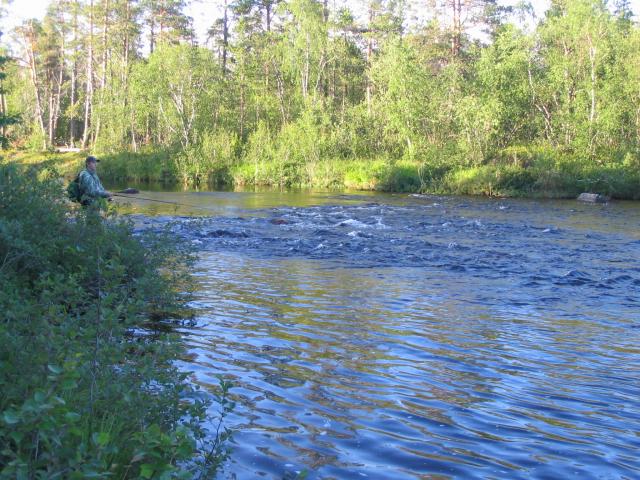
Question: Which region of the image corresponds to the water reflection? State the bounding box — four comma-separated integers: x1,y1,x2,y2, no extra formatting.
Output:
181,253,640,478
123,189,640,479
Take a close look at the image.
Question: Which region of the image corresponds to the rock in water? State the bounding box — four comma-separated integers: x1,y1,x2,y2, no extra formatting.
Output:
577,193,609,203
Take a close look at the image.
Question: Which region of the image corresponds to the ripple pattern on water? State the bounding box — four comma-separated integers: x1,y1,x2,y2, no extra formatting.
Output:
159,195,640,479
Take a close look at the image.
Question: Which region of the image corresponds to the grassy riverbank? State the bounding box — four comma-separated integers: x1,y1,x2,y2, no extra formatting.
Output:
0,163,230,478
5,147,640,199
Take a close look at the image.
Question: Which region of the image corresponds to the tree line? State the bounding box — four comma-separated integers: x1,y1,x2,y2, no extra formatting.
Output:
3,0,640,193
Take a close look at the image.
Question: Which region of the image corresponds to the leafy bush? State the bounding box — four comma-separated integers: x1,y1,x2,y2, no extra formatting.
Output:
377,161,423,192
444,165,536,196
173,130,240,186
343,159,387,190
0,164,231,479
325,106,382,160
100,150,175,183
237,122,277,186
303,159,345,189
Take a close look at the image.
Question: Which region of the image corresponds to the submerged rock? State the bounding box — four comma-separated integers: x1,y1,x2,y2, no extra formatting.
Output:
577,193,609,203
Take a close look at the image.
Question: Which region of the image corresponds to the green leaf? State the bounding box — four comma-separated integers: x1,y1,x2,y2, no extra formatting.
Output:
140,464,155,479
65,412,81,422
98,431,110,446
2,410,20,425
80,471,105,479
48,364,63,374
62,379,78,389
130,452,146,463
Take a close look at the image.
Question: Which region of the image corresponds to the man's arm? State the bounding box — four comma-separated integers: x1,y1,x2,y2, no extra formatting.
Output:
95,177,112,198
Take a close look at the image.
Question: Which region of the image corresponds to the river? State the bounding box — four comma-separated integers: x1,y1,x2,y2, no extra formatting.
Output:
113,188,640,479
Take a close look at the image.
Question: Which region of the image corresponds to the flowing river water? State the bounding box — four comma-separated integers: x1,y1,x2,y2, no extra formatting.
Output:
114,188,640,479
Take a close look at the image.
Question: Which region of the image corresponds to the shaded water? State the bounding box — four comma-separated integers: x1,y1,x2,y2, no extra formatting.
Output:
115,189,640,479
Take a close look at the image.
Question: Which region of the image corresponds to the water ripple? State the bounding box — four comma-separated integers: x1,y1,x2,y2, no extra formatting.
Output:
148,194,640,479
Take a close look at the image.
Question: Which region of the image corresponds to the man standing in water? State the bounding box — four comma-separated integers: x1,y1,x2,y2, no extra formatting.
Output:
79,155,112,206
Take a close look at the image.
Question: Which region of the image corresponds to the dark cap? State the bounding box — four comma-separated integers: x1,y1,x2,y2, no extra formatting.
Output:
86,155,100,164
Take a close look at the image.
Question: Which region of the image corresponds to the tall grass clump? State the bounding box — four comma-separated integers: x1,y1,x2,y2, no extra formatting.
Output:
0,163,231,478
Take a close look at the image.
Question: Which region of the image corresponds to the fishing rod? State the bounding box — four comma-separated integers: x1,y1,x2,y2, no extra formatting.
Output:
113,190,219,212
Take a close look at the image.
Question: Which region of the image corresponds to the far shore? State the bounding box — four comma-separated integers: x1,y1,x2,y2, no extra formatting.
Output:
4,149,639,201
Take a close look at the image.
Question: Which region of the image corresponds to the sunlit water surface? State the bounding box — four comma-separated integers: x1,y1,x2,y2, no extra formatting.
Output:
113,188,640,479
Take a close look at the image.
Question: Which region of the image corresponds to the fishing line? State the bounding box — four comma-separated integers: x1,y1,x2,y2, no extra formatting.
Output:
113,192,220,213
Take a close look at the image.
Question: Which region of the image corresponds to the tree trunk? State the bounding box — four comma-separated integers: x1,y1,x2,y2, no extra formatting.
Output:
101,0,109,90
266,2,272,32
451,0,462,56
302,31,310,99
48,83,54,146
366,5,374,114
588,42,596,125
22,22,47,149
51,43,65,146
222,0,229,74
70,2,79,145
50,6,66,147
0,84,7,142
93,0,110,146
588,33,598,157
123,0,136,151
82,0,95,149
150,16,155,53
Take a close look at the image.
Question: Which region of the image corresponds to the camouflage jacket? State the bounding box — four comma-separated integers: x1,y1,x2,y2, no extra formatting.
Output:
78,169,109,202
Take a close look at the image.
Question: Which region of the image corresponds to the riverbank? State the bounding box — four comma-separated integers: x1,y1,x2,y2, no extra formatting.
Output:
0,163,230,478
4,148,639,199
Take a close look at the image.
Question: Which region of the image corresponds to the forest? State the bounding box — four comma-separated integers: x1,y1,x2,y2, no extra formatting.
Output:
2,0,640,197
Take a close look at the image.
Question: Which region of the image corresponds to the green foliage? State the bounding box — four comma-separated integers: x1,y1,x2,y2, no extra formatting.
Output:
326,105,382,160
0,164,232,478
235,122,277,186
475,25,537,149
0,53,18,149
173,129,240,186
129,44,224,150
238,108,330,187
6,0,640,198
343,159,387,190
377,161,424,192
99,150,175,183
371,39,434,160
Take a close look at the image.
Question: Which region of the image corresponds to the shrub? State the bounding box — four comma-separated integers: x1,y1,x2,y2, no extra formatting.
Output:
0,164,231,479
100,150,175,183
304,159,345,189
377,161,423,192
238,122,277,186
173,130,240,186
343,159,387,190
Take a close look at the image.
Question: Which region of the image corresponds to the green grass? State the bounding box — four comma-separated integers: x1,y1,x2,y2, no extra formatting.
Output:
1,150,86,179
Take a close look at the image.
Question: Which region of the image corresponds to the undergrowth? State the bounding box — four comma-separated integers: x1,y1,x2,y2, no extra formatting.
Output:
0,163,232,478
6,145,640,199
